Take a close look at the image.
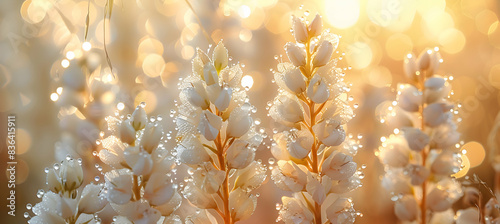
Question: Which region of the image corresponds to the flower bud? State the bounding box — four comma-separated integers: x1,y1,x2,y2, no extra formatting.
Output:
292,16,308,43
193,48,210,78
306,175,328,204
306,75,330,103
402,127,429,152
99,136,126,168
397,84,421,112
430,150,461,175
203,63,219,86
131,106,147,131
234,161,267,191
78,183,107,214
270,95,304,125
229,188,257,222
184,80,210,109
322,152,357,180
272,160,308,192
212,87,232,111
287,129,313,159
312,40,334,68
403,53,419,83
124,146,154,176
176,136,210,165
326,198,356,224
192,165,225,194
59,159,83,192
426,179,463,212
227,105,252,138
46,168,62,193
283,68,306,94
141,123,163,153
144,173,175,206
456,208,480,224
313,119,345,146
418,49,432,72
425,77,449,103
432,121,460,149
379,135,411,168
408,164,430,185
226,140,254,169
423,103,452,127
308,14,322,37
213,41,228,72
105,169,133,204
198,110,222,141
394,195,418,221
119,120,136,145
285,42,306,67
184,182,217,209
428,50,442,75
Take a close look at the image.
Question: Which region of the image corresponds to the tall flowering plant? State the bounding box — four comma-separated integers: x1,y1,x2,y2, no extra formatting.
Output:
377,48,464,223
98,105,182,223
269,14,361,224
175,42,266,223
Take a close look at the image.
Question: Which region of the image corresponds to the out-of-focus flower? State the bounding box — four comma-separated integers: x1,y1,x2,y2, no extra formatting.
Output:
394,195,418,221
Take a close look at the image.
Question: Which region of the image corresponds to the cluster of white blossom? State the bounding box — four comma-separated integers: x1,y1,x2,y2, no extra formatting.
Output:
98,105,182,223
27,158,107,224
269,14,361,224
175,42,266,223
377,48,465,223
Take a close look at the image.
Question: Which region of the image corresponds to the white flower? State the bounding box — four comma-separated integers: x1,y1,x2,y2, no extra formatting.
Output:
99,135,126,168
143,173,175,206
426,179,463,212
280,67,306,94
226,105,252,138
183,80,210,109
326,197,356,224
402,127,429,152
233,161,267,191
432,121,460,149
322,152,357,180
119,119,136,145
407,164,430,185
270,94,304,125
397,84,421,112
272,160,308,192
105,169,133,204
78,183,107,214
423,103,452,127
306,175,330,204
418,49,431,72
379,135,411,168
285,42,306,67
183,182,217,209
30,192,75,223
226,139,254,169
381,170,412,195
198,110,222,141
131,106,147,131
312,40,334,68
430,150,461,175
306,75,329,104
155,192,182,216
192,163,225,194
308,14,322,37
271,132,292,160
313,119,345,146
394,195,418,221
425,76,449,103
185,210,217,224
176,135,210,165
112,200,161,224
287,129,313,159
124,146,153,176
279,196,314,224
203,63,219,86
207,85,232,111
213,41,228,72
140,123,163,153
46,168,62,193
229,188,257,222
292,16,308,43
59,159,83,192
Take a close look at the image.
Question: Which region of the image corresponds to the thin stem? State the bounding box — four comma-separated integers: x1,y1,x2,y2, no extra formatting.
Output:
184,0,212,44
419,71,428,224
215,132,232,224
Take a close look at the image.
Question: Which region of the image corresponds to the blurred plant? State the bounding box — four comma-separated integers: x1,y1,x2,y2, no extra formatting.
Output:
95,105,182,223
175,41,266,223
377,48,465,223
269,14,361,224
26,158,107,224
